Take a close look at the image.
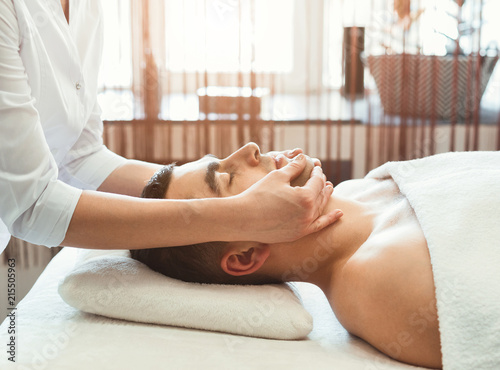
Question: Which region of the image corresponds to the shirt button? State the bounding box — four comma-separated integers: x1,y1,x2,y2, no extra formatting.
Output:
76,82,82,90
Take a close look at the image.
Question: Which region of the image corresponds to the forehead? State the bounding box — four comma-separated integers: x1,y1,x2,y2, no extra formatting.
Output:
167,155,216,199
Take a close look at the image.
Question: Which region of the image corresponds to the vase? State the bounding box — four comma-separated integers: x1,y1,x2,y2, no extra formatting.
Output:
367,54,498,120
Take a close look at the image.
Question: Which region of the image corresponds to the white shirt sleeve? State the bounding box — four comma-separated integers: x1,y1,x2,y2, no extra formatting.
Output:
58,101,127,191
0,0,81,247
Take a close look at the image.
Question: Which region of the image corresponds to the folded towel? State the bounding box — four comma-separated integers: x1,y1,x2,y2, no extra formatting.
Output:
367,151,500,370
58,249,313,340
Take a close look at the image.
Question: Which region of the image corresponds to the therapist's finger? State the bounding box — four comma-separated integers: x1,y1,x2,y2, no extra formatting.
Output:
305,208,344,234
276,154,308,182
284,148,303,158
301,165,327,194
299,180,343,235
314,181,333,216
312,157,322,167
308,183,343,231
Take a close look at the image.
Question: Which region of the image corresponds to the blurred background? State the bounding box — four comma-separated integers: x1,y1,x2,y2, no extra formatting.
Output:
95,0,499,181
2,0,499,320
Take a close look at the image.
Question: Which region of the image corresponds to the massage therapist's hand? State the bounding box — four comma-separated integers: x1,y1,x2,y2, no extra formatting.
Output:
237,153,343,243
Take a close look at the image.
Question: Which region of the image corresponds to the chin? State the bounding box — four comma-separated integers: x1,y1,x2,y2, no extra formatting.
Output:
290,156,315,187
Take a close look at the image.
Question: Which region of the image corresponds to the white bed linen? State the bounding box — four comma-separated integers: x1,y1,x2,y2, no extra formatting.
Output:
0,248,425,370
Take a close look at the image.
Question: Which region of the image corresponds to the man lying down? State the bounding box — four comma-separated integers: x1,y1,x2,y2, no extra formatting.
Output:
131,144,499,369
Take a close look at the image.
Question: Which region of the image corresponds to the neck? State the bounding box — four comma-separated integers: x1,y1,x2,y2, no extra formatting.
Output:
262,195,374,292
61,0,70,23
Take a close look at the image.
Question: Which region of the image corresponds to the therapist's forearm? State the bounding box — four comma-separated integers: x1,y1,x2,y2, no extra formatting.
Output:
62,191,244,249
65,159,245,249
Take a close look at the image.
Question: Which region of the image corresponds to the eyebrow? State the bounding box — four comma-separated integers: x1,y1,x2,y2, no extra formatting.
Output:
205,161,221,196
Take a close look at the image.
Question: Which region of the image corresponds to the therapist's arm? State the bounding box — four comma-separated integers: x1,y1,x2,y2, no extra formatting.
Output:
63,155,341,249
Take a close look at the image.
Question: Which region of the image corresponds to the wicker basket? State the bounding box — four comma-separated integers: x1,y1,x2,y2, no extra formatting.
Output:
367,54,498,120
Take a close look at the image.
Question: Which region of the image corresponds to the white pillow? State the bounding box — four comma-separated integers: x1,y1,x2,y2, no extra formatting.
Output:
58,250,313,340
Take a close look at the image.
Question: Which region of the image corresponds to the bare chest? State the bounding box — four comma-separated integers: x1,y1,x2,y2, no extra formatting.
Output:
333,177,428,251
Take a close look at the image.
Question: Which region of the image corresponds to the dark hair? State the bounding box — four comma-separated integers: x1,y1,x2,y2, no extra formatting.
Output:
140,163,176,199
130,164,278,285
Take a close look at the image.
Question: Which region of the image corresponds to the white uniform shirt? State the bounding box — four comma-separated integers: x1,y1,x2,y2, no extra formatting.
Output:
0,0,126,254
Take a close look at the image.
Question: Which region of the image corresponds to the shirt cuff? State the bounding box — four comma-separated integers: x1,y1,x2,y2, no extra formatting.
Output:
20,180,82,247
60,146,127,191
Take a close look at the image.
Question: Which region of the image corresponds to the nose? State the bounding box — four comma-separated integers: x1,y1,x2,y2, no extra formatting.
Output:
229,142,261,166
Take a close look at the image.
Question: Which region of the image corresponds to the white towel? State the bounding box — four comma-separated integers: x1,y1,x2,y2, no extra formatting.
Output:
58,249,313,340
367,151,500,370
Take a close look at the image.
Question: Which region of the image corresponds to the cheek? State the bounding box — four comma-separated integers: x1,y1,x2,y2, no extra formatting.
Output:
233,172,267,194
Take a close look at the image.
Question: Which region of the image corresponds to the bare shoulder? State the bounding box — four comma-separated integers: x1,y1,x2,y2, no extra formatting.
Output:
329,176,442,367
334,240,442,368
334,178,384,197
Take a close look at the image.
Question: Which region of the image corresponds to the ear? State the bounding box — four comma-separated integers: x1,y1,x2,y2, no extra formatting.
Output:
220,243,270,277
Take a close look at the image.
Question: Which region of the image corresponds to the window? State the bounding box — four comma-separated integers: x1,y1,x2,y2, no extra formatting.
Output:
98,0,133,120
98,0,298,121
97,0,499,123
165,0,294,73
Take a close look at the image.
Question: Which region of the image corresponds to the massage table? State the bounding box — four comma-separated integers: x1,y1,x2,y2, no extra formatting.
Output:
5,151,500,370
0,247,423,370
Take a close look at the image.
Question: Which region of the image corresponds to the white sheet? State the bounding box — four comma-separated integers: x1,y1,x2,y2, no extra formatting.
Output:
0,247,424,370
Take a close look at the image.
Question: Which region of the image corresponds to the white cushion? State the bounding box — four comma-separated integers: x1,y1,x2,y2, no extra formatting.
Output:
58,250,313,340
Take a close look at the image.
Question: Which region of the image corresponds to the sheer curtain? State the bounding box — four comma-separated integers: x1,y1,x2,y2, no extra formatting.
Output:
98,0,500,181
